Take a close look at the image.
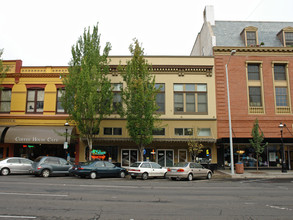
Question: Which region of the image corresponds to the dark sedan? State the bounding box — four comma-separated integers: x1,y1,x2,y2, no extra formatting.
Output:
70,160,127,179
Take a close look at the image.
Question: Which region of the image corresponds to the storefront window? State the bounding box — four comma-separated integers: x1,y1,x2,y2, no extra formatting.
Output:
224,145,282,168
91,146,118,163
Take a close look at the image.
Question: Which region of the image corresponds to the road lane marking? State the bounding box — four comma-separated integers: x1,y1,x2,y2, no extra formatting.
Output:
0,192,68,197
0,215,36,219
266,205,293,211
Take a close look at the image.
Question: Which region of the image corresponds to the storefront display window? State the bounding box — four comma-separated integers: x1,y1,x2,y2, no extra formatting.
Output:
224,145,282,168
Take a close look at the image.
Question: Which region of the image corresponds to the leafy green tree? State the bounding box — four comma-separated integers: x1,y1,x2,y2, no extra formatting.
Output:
188,139,204,162
120,39,160,161
62,24,113,160
249,119,268,171
0,49,9,89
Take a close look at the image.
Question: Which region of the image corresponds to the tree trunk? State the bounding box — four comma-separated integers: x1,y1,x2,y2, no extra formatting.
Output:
139,146,144,161
87,138,93,161
256,154,259,171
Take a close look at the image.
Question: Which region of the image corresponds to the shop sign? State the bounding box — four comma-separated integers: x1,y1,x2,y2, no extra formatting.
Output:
91,149,106,155
15,136,59,143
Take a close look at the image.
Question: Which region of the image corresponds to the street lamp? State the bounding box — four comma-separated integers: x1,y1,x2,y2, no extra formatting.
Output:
278,122,287,173
225,49,236,175
64,122,69,150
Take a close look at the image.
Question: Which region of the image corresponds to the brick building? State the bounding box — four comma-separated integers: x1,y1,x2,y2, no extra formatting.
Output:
191,6,293,170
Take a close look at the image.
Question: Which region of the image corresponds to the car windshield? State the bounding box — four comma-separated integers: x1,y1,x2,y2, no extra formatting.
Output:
130,162,141,167
173,162,189,167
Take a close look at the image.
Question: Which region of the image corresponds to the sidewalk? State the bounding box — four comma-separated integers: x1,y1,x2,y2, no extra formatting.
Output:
214,169,293,179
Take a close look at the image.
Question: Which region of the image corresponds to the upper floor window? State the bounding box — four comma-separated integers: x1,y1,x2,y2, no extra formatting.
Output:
56,88,66,113
112,83,122,113
175,128,193,136
0,88,12,113
248,64,260,80
240,27,258,46
274,64,286,80
246,31,257,46
26,88,44,113
155,83,165,113
285,32,293,46
277,27,293,47
249,87,262,107
152,128,165,136
197,128,211,137
275,87,288,107
174,84,207,114
104,127,122,135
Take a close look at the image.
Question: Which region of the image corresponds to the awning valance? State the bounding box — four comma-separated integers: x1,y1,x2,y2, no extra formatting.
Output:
4,126,74,144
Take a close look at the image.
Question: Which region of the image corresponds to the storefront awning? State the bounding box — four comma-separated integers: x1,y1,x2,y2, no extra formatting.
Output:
0,127,7,143
4,126,74,144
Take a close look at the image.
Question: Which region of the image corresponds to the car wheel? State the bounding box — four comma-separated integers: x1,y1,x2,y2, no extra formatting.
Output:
142,172,148,180
90,172,97,179
119,171,126,178
170,177,176,181
41,169,50,178
187,173,193,181
1,168,10,176
131,176,137,179
164,172,167,179
206,172,212,180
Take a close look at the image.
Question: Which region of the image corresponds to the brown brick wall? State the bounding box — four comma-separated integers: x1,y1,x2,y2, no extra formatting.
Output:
215,54,293,139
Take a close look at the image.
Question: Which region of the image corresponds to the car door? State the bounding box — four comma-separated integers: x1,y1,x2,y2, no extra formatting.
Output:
151,162,165,177
43,157,61,173
94,161,107,177
104,161,118,177
58,158,72,173
193,163,206,177
140,162,152,176
6,159,22,173
19,158,33,174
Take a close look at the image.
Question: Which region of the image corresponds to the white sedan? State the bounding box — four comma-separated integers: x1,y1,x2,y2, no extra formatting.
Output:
128,161,168,180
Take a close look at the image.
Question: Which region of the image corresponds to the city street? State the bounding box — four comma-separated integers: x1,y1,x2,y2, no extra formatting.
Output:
0,175,293,220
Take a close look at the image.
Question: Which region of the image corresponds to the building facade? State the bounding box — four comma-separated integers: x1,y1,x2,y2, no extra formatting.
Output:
0,56,217,168
191,6,293,170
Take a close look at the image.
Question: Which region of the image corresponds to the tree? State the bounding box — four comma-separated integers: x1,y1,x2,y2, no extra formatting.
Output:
249,119,268,171
62,23,113,160
120,39,160,161
188,139,204,162
0,49,9,89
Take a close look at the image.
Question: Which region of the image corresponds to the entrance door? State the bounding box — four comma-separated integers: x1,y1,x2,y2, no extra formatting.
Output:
157,150,174,167
178,150,187,162
121,149,138,166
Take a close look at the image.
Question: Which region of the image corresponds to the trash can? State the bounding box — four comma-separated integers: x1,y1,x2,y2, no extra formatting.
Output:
235,163,244,174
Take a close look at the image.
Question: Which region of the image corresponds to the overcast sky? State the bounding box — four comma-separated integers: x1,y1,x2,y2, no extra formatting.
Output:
1,0,293,66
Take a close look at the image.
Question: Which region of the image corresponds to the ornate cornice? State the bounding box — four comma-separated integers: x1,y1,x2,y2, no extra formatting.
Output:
214,46,293,55
4,64,214,78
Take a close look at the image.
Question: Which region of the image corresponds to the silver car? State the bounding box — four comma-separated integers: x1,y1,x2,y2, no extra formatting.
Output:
32,156,73,177
0,157,33,176
166,162,212,181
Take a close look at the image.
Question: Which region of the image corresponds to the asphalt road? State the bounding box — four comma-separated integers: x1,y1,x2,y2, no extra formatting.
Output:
0,175,293,220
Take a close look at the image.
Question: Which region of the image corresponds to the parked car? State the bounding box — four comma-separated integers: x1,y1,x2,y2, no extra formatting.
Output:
166,162,212,181
0,157,33,176
128,161,168,180
31,156,73,177
70,160,127,179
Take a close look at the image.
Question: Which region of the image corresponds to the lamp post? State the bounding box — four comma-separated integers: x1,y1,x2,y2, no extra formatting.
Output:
64,122,69,150
279,122,287,173
225,49,236,175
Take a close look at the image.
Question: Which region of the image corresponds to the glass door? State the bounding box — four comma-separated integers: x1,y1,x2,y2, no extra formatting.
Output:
157,150,174,167
178,150,187,162
122,149,138,166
